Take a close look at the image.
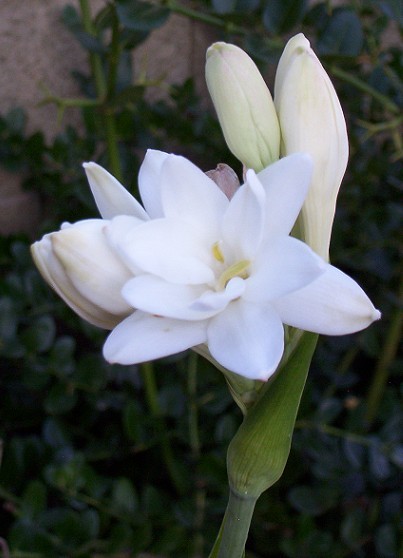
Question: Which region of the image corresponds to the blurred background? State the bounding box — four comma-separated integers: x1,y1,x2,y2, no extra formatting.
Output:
0,0,401,556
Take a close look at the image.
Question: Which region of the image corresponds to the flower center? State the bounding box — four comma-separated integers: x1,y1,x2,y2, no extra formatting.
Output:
212,242,250,290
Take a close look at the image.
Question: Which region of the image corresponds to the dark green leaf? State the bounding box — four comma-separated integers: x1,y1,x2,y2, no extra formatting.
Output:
263,0,308,34
21,315,56,353
44,383,77,415
116,0,170,32
111,477,138,514
317,9,364,56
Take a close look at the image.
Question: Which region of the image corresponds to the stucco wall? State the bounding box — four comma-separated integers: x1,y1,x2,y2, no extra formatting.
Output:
0,0,214,235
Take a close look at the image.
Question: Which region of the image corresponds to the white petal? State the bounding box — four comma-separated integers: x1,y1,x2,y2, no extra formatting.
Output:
31,233,123,329
245,236,325,302
191,277,246,313
222,170,266,259
104,215,148,275
273,264,381,334
257,153,313,238
160,154,229,239
83,162,148,220
103,311,208,364
109,217,215,285
207,299,284,380
138,149,169,218
122,275,210,320
51,219,132,314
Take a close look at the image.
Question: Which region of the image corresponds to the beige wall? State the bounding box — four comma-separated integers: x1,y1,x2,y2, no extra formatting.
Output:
0,0,214,235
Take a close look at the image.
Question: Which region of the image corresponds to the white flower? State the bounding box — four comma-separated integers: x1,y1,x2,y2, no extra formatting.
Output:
274,33,349,260
100,150,380,380
205,42,280,171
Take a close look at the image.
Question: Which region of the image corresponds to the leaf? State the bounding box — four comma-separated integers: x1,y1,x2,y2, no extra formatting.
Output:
44,383,77,415
112,478,138,514
317,9,364,56
375,524,398,558
21,315,56,354
21,480,47,519
263,0,308,34
288,485,338,516
341,508,364,547
116,0,170,32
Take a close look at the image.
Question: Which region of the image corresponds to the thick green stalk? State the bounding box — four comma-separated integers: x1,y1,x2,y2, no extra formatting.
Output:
208,490,256,558
209,333,318,557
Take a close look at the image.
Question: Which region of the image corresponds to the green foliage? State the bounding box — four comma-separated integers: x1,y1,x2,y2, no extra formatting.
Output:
0,0,401,556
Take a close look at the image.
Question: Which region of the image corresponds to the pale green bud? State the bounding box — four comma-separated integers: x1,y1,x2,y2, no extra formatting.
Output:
206,42,280,172
274,33,349,260
31,219,132,329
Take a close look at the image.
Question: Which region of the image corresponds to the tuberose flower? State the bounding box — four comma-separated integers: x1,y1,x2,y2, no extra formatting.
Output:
100,150,378,380
32,151,380,381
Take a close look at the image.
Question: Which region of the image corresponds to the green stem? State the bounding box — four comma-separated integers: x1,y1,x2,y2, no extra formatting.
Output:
79,0,107,99
208,489,257,558
79,0,122,180
364,293,402,427
141,362,186,494
188,352,200,459
166,0,281,49
330,65,400,114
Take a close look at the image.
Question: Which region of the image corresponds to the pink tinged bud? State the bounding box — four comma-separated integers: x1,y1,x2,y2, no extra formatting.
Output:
206,42,280,172
274,33,349,260
206,163,240,200
31,220,132,329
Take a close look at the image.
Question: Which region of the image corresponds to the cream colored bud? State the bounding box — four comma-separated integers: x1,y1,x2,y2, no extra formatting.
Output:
31,219,132,329
206,42,280,172
274,33,349,260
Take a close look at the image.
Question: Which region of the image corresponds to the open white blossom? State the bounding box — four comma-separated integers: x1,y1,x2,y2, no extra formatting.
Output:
32,150,380,380
97,150,379,380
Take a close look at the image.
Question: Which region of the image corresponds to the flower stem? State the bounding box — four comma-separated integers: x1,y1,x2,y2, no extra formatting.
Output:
364,292,402,428
141,362,187,494
79,0,122,181
330,65,400,114
208,489,257,558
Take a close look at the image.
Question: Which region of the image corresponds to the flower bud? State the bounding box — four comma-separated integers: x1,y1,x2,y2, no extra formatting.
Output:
274,33,349,260
31,219,132,329
206,42,280,172
205,163,240,200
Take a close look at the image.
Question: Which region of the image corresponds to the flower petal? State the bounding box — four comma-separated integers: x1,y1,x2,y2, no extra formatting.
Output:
160,154,229,239
104,215,149,275
103,311,208,364
191,277,246,313
51,220,132,314
123,275,245,320
222,170,266,259
207,299,284,380
272,264,381,334
245,236,325,302
83,162,148,220
122,275,207,319
138,149,169,218
257,153,313,238
31,230,124,329
109,217,215,285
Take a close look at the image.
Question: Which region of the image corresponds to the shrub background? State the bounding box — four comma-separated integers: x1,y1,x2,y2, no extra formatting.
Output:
0,1,401,557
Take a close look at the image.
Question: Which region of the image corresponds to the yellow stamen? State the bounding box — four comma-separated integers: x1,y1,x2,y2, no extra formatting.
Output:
218,259,250,290
212,241,225,263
